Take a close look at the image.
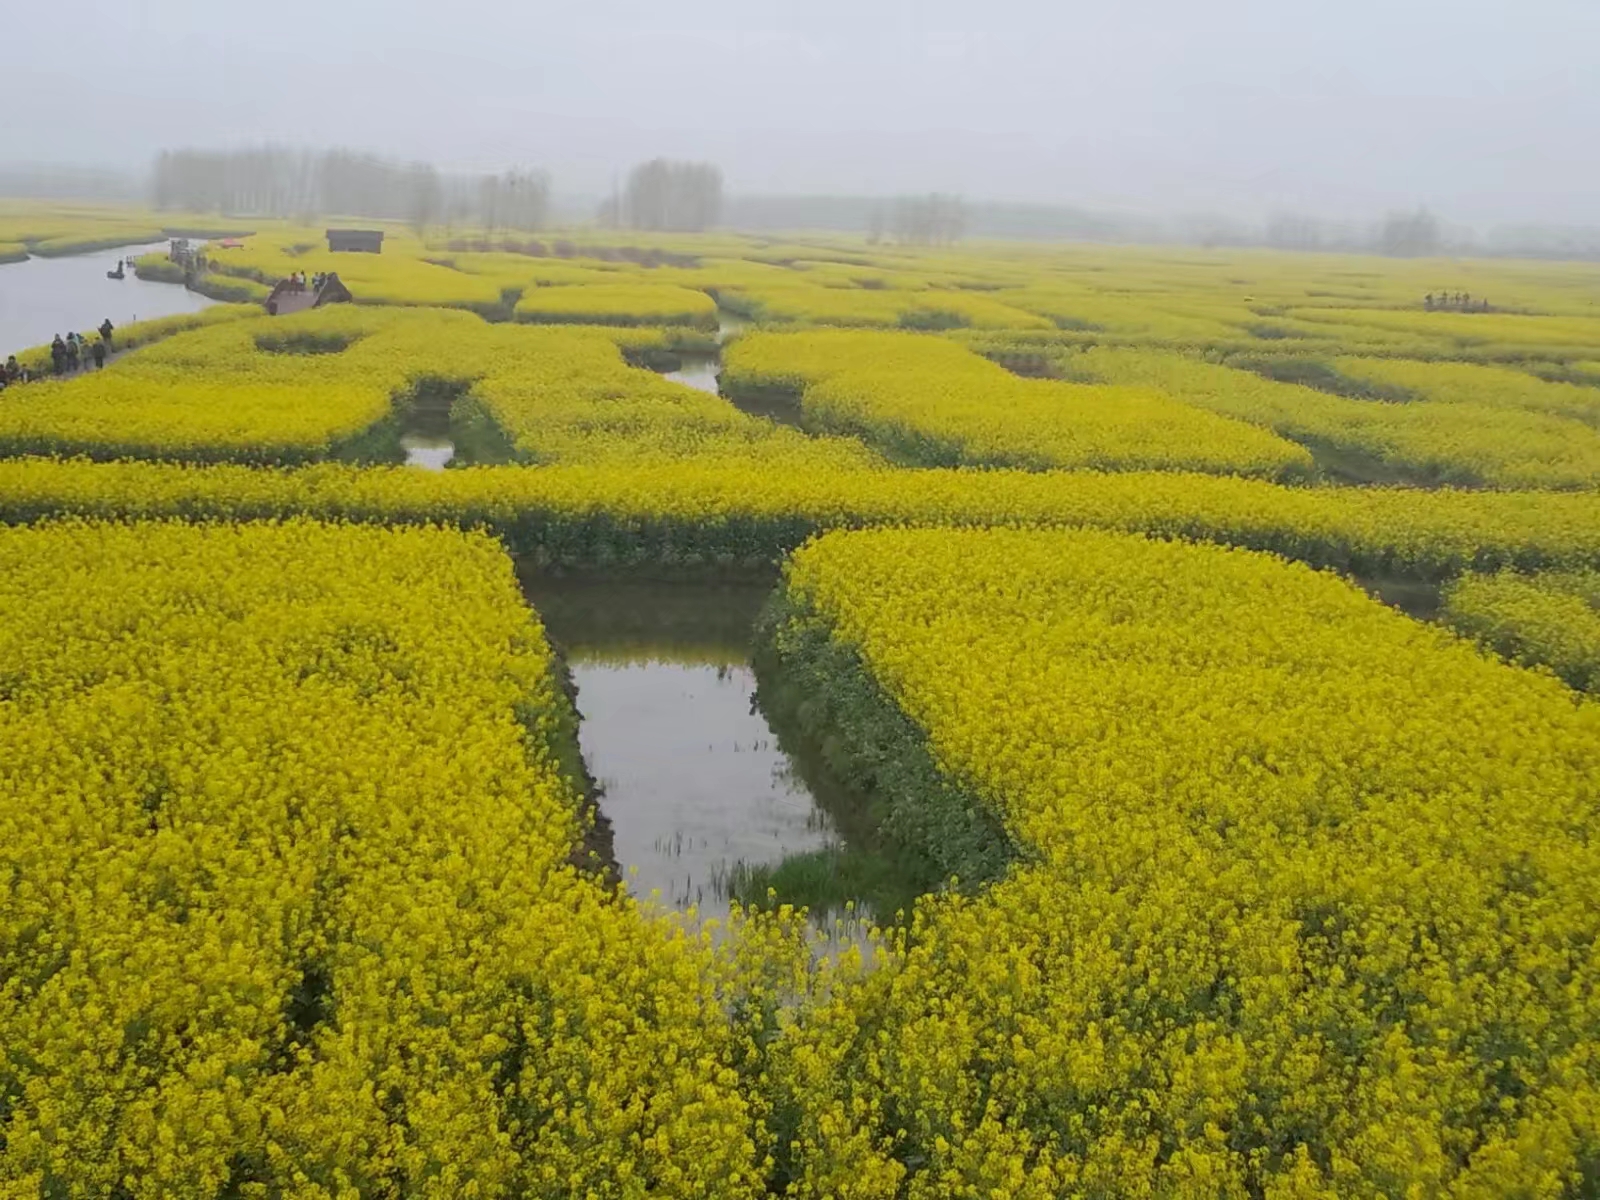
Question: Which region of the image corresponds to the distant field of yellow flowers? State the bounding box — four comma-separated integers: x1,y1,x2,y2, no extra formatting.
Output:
4,206,1600,1195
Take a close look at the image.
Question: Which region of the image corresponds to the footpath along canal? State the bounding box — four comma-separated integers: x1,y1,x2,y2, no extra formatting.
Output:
0,240,216,359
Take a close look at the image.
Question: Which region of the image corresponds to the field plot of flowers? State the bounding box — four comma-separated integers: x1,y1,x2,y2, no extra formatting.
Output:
513,281,718,328
5,211,1600,1195
1,306,876,469
761,527,1600,1196
0,520,782,1197
1067,346,1600,489
723,329,1311,478
1443,567,1600,691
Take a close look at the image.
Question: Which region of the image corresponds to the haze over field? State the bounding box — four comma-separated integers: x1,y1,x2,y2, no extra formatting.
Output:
2,0,1597,227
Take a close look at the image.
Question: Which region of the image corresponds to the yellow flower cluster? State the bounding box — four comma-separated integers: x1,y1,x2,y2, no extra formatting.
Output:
766,526,1600,1197
468,322,880,469
1297,305,1600,353
0,519,772,1197
2,306,876,470
724,329,1312,477
0,455,1597,577
5,213,1600,1193
1332,355,1600,425
0,312,404,463
1075,345,1600,489
994,284,1254,343
513,282,718,328
1443,567,1600,691
0,205,169,256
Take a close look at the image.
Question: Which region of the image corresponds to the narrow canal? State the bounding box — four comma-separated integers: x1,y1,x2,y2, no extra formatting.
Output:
664,355,721,395
0,240,216,359
520,571,915,937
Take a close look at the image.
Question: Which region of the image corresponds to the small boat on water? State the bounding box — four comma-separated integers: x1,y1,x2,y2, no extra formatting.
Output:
107,267,125,280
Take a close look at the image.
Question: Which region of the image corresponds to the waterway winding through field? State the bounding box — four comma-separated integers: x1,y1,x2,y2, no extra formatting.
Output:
0,240,216,360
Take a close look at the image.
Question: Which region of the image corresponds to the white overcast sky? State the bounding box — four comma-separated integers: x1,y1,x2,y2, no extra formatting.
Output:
3,0,1597,224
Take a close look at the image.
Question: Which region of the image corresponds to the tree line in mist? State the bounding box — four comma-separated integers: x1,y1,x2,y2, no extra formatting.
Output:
147,147,975,245
150,148,555,233
151,148,733,235
7,145,1598,259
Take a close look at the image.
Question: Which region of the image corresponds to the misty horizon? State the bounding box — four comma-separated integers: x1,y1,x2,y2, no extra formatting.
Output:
4,0,1598,230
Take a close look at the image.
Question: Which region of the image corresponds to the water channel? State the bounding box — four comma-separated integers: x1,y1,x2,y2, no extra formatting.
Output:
664,354,721,395
0,240,216,359
520,571,912,936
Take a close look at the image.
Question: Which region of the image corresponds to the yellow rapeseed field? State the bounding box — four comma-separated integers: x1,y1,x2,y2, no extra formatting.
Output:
0,519,783,1197
1443,567,1600,691
724,329,1312,478
763,526,1600,1197
5,210,1600,1195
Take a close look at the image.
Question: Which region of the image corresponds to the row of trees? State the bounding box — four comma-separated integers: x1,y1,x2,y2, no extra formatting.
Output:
868,194,970,246
1259,208,1444,257
144,148,1489,258
150,148,552,233
594,159,725,232
152,148,738,236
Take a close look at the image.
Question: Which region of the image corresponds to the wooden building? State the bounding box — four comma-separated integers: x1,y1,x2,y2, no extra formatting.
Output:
325,229,384,253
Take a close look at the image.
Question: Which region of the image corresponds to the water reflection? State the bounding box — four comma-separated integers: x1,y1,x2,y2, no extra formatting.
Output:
570,660,833,913
400,432,455,469
664,355,720,396
0,240,216,358
521,571,903,937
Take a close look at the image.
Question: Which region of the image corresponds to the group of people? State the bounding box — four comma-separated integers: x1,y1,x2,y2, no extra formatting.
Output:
1424,291,1492,313
47,319,116,376
0,355,27,391
285,271,327,293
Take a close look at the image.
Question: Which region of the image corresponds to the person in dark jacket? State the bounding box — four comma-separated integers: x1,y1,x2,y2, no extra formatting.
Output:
91,340,106,370
99,318,115,349
50,335,66,375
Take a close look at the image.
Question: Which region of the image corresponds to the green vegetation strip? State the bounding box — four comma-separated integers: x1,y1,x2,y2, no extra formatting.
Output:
753,587,1017,892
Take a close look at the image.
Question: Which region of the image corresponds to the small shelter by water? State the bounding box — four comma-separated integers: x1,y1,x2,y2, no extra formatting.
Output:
325,229,384,253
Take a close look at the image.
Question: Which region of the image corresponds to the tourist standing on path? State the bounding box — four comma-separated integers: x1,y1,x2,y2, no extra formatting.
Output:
50,335,66,375
91,340,106,370
99,318,115,350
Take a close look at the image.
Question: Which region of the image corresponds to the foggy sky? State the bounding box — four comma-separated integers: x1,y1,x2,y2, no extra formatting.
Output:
4,0,1597,226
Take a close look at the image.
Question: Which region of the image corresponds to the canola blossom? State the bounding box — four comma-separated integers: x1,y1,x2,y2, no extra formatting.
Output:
763,527,1600,1197
1443,567,1600,691
0,456,1597,577
513,281,718,328
0,208,172,257
0,306,878,470
1330,355,1600,426
0,520,778,1198
712,281,1055,330
6,211,1600,1195
724,329,1312,478
1073,344,1600,489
